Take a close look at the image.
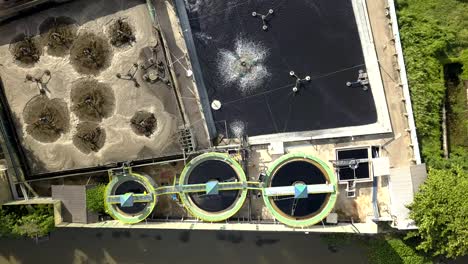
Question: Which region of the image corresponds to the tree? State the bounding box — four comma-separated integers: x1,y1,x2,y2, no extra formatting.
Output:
407,166,468,258
13,214,52,238
0,205,54,238
0,208,16,237
86,184,106,214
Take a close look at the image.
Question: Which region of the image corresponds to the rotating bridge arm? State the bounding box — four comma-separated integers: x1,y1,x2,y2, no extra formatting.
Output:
263,184,335,198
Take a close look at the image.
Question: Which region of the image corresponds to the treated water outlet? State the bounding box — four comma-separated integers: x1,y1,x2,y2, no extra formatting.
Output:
178,152,247,222
263,153,337,227
336,148,370,181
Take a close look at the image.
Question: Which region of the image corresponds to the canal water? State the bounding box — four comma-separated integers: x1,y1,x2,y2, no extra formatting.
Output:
2,228,468,263
184,0,378,136
0,228,370,263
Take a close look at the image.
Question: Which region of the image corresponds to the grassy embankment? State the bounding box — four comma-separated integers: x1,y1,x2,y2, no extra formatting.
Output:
397,0,467,168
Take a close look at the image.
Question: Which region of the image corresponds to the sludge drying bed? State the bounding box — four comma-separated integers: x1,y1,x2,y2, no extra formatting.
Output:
0,0,184,175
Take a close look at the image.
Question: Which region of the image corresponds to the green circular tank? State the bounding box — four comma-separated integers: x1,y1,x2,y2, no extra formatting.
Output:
262,153,337,227
104,171,157,224
178,152,247,222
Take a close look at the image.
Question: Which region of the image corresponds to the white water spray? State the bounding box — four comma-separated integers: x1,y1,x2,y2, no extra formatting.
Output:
217,37,269,94
230,120,246,138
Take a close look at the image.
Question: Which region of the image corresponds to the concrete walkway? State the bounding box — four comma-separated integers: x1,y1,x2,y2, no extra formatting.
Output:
153,0,211,149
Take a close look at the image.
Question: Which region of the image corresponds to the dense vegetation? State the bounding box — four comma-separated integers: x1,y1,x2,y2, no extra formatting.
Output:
407,167,467,258
0,185,106,239
397,0,468,259
86,184,107,214
0,205,54,239
367,236,431,264
322,234,431,264
397,0,468,167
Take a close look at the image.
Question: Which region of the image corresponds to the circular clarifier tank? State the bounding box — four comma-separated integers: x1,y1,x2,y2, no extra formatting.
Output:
104,171,157,224
263,153,337,227
179,152,247,222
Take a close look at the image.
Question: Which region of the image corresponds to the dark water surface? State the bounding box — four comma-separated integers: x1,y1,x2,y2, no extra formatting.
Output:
271,161,328,217
187,160,239,212
0,228,369,264
1,228,467,263
184,0,377,136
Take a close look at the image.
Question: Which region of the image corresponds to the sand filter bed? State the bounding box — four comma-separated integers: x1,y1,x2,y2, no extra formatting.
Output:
0,0,183,174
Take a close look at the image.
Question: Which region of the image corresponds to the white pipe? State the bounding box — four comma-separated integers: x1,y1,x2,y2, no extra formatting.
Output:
442,104,448,159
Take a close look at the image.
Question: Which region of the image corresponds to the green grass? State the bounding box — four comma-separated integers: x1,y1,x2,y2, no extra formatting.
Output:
86,184,107,214
397,0,468,169
367,236,431,264
396,1,468,258
0,204,54,238
446,78,468,168
446,79,468,150
320,234,432,264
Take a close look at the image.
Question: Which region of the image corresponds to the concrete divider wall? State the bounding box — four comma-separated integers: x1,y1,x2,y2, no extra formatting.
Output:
387,0,422,164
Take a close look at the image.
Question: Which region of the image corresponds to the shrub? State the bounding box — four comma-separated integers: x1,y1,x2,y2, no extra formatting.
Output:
407,167,468,258
86,184,107,214
0,205,54,238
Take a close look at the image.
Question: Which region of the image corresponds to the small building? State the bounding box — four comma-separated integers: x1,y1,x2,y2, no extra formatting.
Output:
52,185,98,224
